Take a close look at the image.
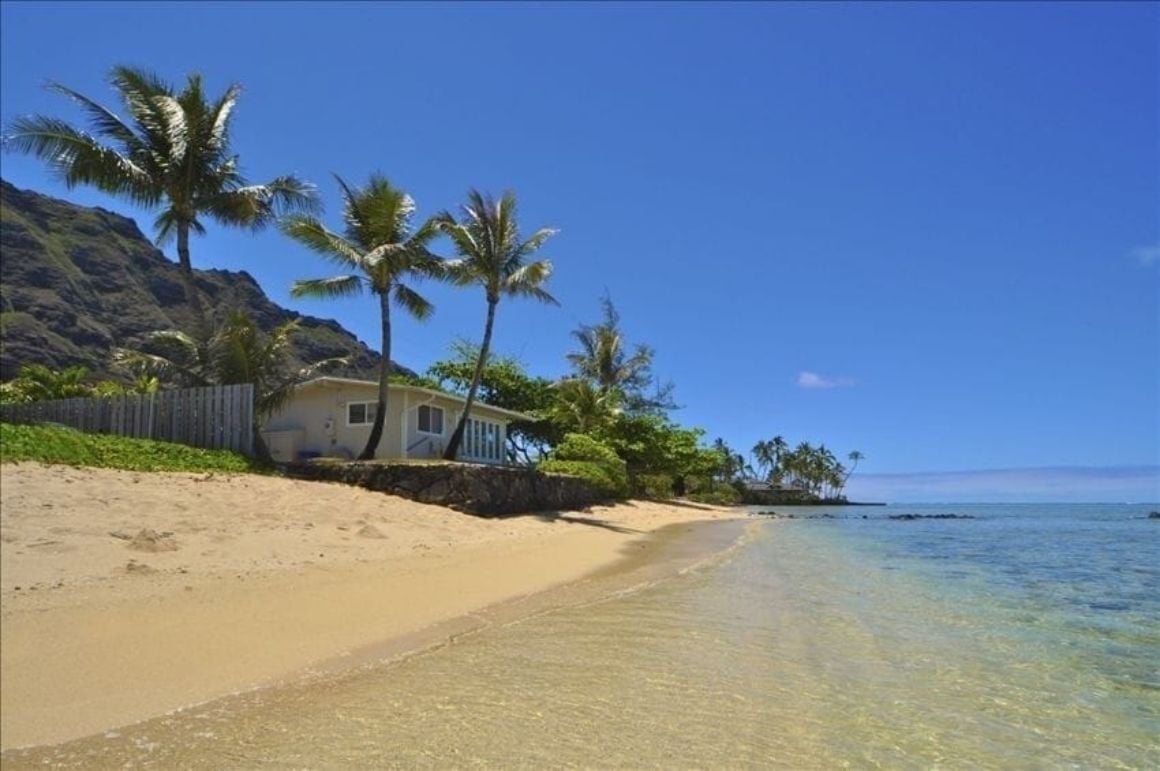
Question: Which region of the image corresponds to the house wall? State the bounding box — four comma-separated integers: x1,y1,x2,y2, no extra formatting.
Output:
263,383,511,463
399,392,507,463
264,382,404,460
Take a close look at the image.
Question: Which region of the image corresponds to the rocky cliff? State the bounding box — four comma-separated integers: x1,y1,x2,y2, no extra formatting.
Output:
0,180,410,381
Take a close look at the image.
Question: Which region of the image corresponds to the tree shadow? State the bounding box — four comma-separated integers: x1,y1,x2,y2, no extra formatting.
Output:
503,510,644,535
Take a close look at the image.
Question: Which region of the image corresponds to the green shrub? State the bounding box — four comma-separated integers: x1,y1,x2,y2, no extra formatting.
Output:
0,422,266,474
539,459,622,498
633,473,674,499
541,433,630,499
553,433,621,465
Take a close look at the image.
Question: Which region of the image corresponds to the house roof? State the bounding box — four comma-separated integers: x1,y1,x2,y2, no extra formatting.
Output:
295,377,538,422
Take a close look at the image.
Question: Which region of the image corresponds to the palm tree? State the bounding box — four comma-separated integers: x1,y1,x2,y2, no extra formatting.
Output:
551,377,621,434
5,66,318,328
752,439,774,480
436,190,558,460
840,450,864,496
767,435,788,482
282,174,443,460
113,310,344,461
567,296,655,402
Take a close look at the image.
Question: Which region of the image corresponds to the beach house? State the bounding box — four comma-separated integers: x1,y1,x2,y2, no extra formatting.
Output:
260,376,534,464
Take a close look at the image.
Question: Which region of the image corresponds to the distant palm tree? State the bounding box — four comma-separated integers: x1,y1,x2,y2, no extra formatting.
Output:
841,450,864,495
770,435,788,482
5,66,318,328
436,190,558,460
282,174,443,460
752,439,774,480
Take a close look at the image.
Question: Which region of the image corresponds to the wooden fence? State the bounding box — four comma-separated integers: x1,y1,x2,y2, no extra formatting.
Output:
0,383,254,456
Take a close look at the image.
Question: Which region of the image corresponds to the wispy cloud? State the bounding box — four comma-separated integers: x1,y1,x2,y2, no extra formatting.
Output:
1128,243,1160,267
797,371,856,389
845,465,1160,503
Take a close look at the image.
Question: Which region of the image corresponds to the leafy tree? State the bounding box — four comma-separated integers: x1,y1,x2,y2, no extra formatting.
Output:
435,190,558,460
113,310,344,461
427,340,560,462
595,414,716,495
282,174,442,460
5,66,318,328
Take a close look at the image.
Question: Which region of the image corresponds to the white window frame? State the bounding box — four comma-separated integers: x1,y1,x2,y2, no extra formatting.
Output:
463,417,504,462
417,404,445,435
346,400,378,427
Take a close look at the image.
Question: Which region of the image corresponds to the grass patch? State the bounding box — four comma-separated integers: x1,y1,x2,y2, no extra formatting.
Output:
0,422,267,474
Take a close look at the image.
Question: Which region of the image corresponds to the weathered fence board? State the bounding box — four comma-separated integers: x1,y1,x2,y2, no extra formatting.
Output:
0,384,254,456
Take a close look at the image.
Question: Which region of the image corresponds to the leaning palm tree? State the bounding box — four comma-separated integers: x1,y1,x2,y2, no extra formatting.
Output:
436,190,558,461
282,174,443,460
840,450,865,495
4,66,318,328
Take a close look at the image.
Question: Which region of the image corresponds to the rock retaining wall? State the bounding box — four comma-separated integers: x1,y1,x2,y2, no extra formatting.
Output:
284,460,611,516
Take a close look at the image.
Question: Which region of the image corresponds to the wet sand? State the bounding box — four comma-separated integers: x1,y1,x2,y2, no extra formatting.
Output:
0,462,742,750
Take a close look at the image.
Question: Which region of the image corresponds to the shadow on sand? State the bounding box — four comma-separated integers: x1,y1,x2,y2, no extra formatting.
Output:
503,510,644,535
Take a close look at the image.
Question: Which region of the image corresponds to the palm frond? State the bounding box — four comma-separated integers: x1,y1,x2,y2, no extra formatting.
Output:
44,81,140,149
280,215,365,268
151,94,188,164
393,283,434,321
207,83,241,153
261,175,320,216
441,257,481,287
5,116,158,203
503,260,558,304
513,226,558,260
290,275,364,300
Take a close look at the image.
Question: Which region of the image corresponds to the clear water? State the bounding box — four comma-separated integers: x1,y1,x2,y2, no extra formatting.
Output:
6,503,1159,769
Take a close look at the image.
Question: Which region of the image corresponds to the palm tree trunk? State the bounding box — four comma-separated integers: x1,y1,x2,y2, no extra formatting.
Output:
444,298,497,460
176,221,209,335
359,291,392,460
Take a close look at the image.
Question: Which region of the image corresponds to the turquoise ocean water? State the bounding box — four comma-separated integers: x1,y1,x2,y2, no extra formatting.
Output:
6,503,1159,768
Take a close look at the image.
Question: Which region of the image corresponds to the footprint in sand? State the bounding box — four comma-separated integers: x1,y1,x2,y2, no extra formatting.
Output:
357,524,388,539
127,529,179,553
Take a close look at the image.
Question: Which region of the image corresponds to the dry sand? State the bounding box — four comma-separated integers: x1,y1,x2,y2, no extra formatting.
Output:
0,462,741,750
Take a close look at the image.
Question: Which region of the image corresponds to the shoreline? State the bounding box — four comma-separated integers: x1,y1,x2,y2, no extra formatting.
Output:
0,463,746,751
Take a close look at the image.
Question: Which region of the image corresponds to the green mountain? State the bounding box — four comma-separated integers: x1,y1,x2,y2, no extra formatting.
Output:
0,180,410,382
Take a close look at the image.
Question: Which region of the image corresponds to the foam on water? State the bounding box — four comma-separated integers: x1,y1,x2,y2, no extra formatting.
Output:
6,504,1158,768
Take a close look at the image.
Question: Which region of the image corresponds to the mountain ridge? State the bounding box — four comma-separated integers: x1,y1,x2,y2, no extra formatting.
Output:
0,180,411,382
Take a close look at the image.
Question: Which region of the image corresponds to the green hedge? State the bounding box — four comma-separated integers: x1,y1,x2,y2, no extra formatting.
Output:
541,433,630,499
0,422,265,474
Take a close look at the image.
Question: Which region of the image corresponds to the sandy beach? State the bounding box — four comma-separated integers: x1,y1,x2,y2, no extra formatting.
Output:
0,462,741,750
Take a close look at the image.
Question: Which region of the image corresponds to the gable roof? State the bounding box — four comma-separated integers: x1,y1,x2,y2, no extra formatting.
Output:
295,376,537,422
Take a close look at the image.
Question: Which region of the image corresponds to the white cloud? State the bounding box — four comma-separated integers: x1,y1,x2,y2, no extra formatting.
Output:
797,371,856,389
1128,243,1160,267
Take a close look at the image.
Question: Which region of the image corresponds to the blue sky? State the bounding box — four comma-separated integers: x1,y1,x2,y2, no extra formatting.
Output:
1,2,1157,501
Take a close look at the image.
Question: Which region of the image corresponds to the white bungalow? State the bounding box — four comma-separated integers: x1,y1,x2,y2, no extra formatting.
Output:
260,376,533,465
